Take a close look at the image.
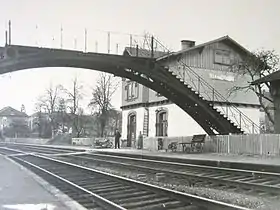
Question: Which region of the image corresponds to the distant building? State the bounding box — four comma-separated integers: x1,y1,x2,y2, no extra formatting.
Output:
29,111,49,131
28,111,52,138
0,106,30,138
121,36,261,147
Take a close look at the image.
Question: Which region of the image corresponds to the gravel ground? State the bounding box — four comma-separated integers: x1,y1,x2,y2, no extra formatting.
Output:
58,157,280,210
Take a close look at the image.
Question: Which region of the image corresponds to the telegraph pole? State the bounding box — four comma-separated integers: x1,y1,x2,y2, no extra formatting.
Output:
8,20,11,45
5,30,8,46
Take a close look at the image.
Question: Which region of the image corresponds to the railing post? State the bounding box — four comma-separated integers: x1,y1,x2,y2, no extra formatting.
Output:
198,77,200,94
226,106,228,117
130,34,132,51
252,123,254,134
212,88,215,103
151,36,154,58
239,112,242,129
136,45,139,57
183,66,186,82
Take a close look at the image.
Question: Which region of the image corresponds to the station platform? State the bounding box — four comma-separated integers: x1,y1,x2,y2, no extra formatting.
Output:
0,155,82,210
4,142,280,172
88,148,280,173
92,148,280,165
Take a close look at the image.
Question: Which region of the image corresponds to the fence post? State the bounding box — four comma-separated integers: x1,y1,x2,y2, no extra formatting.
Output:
212,88,215,102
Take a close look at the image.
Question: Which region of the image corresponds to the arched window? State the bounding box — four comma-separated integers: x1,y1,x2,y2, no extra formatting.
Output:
155,108,168,137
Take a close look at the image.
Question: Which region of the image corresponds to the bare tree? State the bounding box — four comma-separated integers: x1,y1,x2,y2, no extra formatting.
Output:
36,84,62,137
89,73,119,137
63,76,85,137
106,108,122,136
230,49,279,127
57,98,67,133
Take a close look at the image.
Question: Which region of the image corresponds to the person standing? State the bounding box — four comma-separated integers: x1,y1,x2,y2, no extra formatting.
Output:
137,131,143,149
114,129,121,149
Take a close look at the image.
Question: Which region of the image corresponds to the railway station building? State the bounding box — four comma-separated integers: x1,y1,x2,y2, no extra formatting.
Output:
121,36,261,147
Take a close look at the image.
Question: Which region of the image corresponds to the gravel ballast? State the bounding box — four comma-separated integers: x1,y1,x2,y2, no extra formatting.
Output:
57,157,280,210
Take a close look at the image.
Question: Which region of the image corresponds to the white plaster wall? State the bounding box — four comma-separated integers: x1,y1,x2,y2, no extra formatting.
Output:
123,104,261,140
122,110,128,139
147,104,260,137
215,105,261,133
121,107,146,140
148,104,206,137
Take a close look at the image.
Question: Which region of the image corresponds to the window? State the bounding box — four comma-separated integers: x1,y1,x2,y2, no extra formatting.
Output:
124,84,129,100
156,110,168,136
214,49,231,65
124,82,139,101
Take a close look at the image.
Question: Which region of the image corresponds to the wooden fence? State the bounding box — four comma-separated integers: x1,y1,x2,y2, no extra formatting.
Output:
143,134,280,156
213,134,280,155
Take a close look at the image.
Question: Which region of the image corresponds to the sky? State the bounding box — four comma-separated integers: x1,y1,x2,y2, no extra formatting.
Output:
0,0,279,115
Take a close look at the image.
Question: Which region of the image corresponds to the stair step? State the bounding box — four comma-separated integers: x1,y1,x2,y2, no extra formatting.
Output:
162,66,244,133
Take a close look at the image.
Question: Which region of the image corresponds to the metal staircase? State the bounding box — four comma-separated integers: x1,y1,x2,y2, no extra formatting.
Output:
132,34,259,135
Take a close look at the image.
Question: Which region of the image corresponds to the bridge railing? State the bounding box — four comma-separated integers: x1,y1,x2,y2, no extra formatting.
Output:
8,23,156,56
133,34,260,134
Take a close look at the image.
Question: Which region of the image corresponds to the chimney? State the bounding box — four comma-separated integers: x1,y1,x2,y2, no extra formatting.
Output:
181,40,195,50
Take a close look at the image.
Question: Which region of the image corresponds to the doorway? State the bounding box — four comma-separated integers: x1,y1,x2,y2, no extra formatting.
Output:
127,112,136,147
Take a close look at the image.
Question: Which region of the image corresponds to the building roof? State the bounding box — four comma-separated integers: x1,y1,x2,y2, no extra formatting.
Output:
251,70,280,85
123,36,251,63
0,106,29,117
156,35,251,61
30,111,49,117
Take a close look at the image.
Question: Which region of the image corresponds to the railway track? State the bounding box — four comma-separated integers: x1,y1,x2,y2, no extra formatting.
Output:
2,144,280,199
0,148,246,210
60,153,280,198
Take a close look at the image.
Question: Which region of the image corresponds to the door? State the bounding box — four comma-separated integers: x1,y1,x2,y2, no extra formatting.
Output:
127,113,136,147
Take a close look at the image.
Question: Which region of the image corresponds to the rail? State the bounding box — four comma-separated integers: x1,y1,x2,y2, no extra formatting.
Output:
2,148,248,210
